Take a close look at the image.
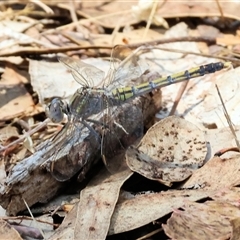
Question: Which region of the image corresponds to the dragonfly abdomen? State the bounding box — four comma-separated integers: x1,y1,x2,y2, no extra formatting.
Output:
111,61,231,101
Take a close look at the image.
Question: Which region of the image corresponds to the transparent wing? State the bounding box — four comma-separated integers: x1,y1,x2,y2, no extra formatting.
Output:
98,96,144,174
102,98,143,173
105,45,149,90
58,57,105,88
43,118,100,181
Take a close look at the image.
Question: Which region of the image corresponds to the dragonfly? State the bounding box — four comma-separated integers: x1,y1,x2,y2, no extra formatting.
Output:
44,46,231,181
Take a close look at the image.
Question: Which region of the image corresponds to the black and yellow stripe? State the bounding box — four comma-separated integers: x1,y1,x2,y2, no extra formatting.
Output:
111,61,231,101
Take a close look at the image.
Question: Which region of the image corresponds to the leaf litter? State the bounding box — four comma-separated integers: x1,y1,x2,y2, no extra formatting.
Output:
126,116,207,186
1,1,240,239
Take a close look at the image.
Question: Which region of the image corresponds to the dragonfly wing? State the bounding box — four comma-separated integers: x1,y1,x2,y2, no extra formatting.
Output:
100,98,144,173
43,119,100,181
106,46,149,90
58,57,105,87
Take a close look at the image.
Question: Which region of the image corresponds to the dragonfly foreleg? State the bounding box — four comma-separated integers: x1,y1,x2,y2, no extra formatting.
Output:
81,119,101,144
113,120,129,135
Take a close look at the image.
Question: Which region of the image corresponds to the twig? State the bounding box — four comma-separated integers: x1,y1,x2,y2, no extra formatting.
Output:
56,8,132,31
23,197,45,239
143,0,160,39
0,119,51,153
136,228,163,240
215,84,240,150
2,216,57,227
168,81,189,116
215,0,225,22
29,0,54,14
1,35,239,65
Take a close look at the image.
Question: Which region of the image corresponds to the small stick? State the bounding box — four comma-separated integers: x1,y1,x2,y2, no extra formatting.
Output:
215,84,240,151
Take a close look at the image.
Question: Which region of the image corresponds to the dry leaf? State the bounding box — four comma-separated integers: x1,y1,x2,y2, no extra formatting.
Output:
230,218,240,240
163,200,240,240
205,126,240,159
0,125,19,143
29,58,111,104
0,219,23,240
182,156,240,190
109,189,215,235
210,187,240,205
126,116,207,186
79,1,240,29
198,66,240,128
29,60,79,104
132,0,169,28
74,169,132,240
50,168,133,240
0,159,6,193
49,203,77,240
0,64,34,121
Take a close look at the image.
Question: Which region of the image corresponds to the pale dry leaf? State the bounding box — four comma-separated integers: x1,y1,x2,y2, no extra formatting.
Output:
0,206,5,217
210,187,240,205
131,0,169,28
0,65,34,121
0,63,30,84
198,66,240,128
0,93,33,121
204,200,240,219
94,28,164,46
0,125,19,143
217,34,240,46
162,200,240,240
48,204,78,240
197,25,221,39
29,59,78,104
182,156,240,190
0,126,20,187
74,168,133,240
0,21,39,51
48,168,133,240
205,125,240,159
0,57,24,66
29,58,110,105
0,159,6,194
144,22,199,61
126,116,207,186
22,135,35,154
79,1,240,29
0,219,23,240
109,188,215,235
156,1,240,21
0,20,35,34
15,147,28,162
230,217,240,240
0,21,56,50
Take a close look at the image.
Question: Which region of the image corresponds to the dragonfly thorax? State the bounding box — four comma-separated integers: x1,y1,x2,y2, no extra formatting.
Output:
69,87,111,120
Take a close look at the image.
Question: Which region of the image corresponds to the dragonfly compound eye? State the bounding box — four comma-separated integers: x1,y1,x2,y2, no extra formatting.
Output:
46,98,65,123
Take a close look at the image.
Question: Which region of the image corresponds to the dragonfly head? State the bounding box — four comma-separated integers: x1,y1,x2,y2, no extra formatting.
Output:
46,98,69,123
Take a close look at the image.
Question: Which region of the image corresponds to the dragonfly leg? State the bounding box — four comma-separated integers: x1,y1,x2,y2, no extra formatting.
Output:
81,119,102,144
113,120,129,134
85,118,108,128
86,118,128,135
